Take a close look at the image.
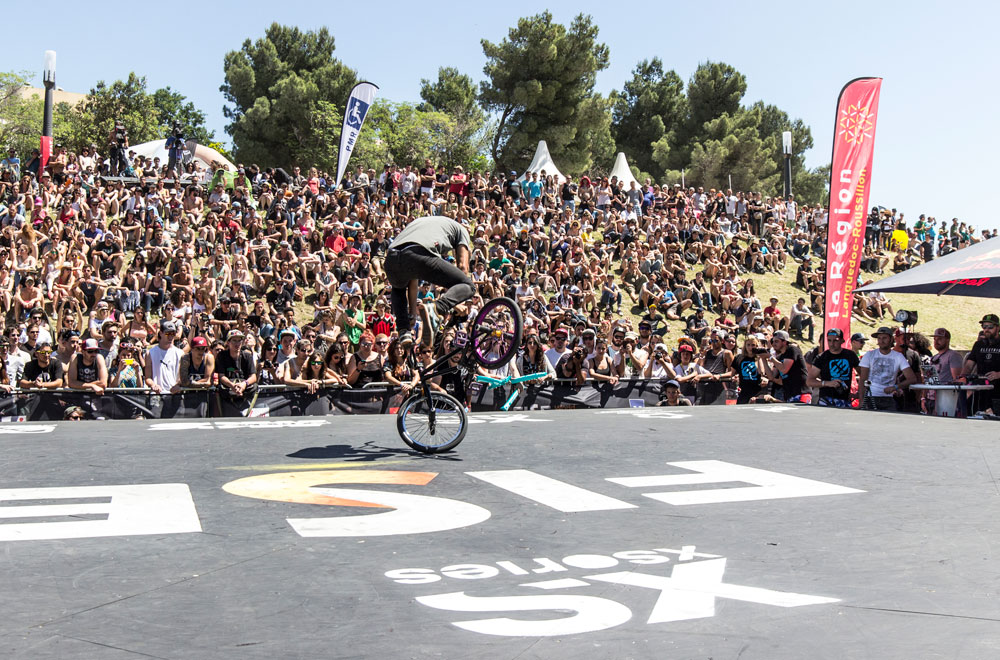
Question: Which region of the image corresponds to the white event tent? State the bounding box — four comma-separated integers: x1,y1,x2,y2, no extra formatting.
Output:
609,152,641,189
516,140,566,184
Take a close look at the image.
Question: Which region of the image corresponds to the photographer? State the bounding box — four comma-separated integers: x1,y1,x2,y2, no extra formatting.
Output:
108,122,130,177
554,344,587,386
614,331,647,378
733,335,769,404
643,341,677,380
165,123,185,179
698,330,735,405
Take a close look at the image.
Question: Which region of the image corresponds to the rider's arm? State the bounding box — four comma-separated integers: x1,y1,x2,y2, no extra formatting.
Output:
456,245,470,273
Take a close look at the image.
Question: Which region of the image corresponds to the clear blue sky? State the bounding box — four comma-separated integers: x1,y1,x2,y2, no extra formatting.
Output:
7,1,999,228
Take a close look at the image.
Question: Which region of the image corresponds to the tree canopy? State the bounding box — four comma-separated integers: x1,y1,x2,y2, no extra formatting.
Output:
221,23,357,167
479,12,613,175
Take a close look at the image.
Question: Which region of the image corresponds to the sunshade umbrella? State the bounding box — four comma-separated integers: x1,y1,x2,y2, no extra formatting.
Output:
855,237,1000,298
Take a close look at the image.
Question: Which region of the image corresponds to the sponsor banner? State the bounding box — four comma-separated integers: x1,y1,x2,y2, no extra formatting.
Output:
824,77,883,340
334,82,379,189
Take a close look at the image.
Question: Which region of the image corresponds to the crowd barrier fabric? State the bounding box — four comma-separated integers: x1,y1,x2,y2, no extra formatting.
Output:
0,379,682,421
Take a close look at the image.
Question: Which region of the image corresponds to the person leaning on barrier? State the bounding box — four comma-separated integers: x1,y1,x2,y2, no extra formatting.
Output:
178,336,214,390
68,338,108,395
281,337,321,393
806,328,860,408
217,329,257,399
614,331,647,378
109,338,143,388
19,342,63,389
144,319,184,394
857,326,917,411
961,314,1000,414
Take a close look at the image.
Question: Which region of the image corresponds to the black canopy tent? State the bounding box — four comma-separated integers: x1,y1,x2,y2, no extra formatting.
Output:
855,237,1000,298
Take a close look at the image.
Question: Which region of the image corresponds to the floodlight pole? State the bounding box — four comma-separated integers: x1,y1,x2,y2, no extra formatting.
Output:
40,50,56,177
782,131,792,199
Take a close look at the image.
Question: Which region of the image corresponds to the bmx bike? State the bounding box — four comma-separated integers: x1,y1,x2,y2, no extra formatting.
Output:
474,371,550,411
395,297,523,453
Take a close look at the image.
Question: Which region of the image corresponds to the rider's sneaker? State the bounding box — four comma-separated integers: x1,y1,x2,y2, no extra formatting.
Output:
398,331,414,350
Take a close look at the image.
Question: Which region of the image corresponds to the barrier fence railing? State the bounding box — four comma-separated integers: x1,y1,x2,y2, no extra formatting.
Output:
0,378,680,420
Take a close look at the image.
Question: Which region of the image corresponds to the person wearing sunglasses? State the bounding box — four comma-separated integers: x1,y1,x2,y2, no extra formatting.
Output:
962,314,1000,414
321,342,350,387
806,328,860,408
18,342,64,389
143,319,185,394
857,326,917,411
178,336,214,389
68,337,109,394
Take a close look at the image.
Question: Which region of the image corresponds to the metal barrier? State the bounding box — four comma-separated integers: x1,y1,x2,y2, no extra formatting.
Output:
0,379,672,421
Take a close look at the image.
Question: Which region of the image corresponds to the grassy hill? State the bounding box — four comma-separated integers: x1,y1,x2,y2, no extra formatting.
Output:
618,266,994,351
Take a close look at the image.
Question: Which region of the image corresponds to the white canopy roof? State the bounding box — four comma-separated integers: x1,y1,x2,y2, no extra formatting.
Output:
126,139,236,173
609,152,641,189
517,141,565,184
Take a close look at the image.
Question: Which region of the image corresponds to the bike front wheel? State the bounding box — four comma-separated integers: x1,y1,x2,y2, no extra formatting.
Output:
396,391,468,453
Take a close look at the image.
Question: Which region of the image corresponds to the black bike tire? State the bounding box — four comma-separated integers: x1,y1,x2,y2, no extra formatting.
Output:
396,391,468,454
471,297,523,369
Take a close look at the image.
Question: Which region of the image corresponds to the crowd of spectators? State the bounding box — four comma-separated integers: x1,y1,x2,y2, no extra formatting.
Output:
0,139,993,417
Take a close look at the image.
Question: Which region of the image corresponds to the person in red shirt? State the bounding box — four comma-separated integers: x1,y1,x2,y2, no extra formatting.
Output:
763,296,788,331
448,166,467,204
325,226,347,254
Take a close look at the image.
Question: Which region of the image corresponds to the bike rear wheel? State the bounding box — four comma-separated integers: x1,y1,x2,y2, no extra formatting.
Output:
397,391,468,453
470,297,523,369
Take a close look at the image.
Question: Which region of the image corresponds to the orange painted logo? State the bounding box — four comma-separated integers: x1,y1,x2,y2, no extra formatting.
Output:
222,470,437,508
838,104,875,145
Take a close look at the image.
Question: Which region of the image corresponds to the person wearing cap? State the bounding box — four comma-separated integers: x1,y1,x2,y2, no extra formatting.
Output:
806,328,860,407
144,319,185,394
928,328,962,385
19,342,64,389
673,342,708,403
68,338,108,394
962,314,1000,413
850,332,868,355
857,326,917,411
763,297,788,332
918,327,962,415
217,329,257,399
763,330,808,402
178,336,215,389
657,379,692,407
613,331,647,379
63,405,86,421
644,340,678,380
545,327,572,369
